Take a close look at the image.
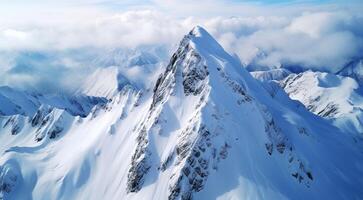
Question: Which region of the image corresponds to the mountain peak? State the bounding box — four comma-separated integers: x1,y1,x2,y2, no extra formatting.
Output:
189,26,209,37
2,25,363,200
185,26,225,55
177,26,254,88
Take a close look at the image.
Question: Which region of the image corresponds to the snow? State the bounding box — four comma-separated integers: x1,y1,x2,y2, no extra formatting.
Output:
78,64,164,99
251,68,291,82
78,66,121,98
280,70,363,138
0,26,363,200
0,86,106,118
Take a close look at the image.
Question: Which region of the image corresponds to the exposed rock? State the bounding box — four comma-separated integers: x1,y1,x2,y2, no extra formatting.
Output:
169,124,229,200
49,125,63,139
31,106,53,127
127,126,151,193
0,166,18,198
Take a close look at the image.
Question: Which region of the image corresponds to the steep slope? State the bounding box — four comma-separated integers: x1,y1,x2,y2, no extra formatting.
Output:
280,71,363,139
78,65,164,99
78,66,123,98
1,27,363,200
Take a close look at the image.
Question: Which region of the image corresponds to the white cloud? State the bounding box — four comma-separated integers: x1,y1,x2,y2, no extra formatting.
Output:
0,10,189,51
0,2,362,93
202,11,363,71
286,12,350,38
3,29,28,40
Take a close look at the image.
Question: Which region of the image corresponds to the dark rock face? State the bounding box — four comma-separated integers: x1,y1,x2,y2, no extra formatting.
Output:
152,30,209,104
265,143,273,155
263,112,288,155
34,112,53,142
151,53,177,110
169,124,212,200
0,166,18,198
159,153,174,172
168,121,230,200
181,51,209,96
49,125,63,139
260,105,313,187
30,106,53,127
10,125,21,136
3,116,24,135
280,73,303,89
317,103,339,118
32,109,69,142
291,161,314,184
127,30,212,194
127,79,170,193
127,127,151,193
127,67,174,193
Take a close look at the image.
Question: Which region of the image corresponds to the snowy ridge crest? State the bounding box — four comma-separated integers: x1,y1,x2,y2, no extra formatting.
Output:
127,26,212,196
1,26,363,200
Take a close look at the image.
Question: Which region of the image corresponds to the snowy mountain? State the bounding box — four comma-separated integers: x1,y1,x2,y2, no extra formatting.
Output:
1,26,363,200
251,68,292,82
92,47,168,68
279,71,363,139
0,86,107,117
337,58,363,85
78,64,164,99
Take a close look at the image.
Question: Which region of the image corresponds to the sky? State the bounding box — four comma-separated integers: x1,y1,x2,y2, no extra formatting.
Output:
0,0,362,93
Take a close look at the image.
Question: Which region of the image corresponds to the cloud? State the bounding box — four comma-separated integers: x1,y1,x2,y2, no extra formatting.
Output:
202,11,363,71
0,9,190,93
0,2,362,93
0,10,189,51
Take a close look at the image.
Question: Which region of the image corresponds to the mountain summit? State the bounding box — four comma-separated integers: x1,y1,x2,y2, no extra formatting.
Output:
1,26,363,200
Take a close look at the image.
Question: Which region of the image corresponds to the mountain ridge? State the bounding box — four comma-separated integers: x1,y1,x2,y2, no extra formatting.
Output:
0,26,362,200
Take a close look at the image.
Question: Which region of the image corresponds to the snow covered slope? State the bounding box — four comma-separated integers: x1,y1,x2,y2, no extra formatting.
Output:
1,26,363,200
78,66,123,98
280,71,363,139
78,47,166,99
78,64,164,99
0,86,107,117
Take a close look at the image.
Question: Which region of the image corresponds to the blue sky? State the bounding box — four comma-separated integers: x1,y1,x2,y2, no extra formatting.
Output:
1,0,361,11
1,0,359,20
1,0,361,20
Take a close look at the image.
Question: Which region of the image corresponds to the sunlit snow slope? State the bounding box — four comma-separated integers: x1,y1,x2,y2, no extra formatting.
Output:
1,27,363,200
280,71,363,139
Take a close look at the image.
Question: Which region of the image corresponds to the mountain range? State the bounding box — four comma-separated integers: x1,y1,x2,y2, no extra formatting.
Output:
0,26,363,200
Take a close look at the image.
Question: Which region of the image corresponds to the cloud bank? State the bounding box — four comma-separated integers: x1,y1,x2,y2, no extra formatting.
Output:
0,1,362,93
